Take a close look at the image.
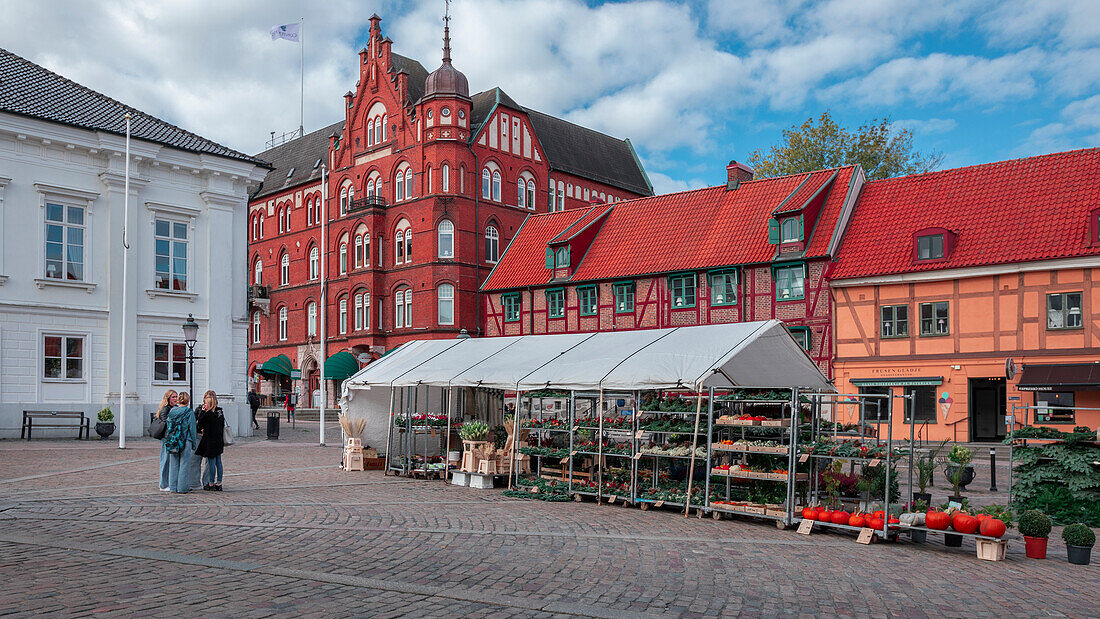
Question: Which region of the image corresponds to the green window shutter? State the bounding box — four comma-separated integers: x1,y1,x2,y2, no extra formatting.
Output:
545,247,554,269
767,218,780,244
798,215,804,241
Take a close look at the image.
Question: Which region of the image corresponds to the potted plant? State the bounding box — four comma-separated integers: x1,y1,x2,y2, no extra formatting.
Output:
1018,509,1052,559
943,444,974,499
95,407,115,439
914,457,935,505
1061,523,1095,566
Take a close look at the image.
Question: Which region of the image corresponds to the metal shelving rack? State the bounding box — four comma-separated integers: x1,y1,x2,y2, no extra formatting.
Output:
632,389,711,512
568,391,635,503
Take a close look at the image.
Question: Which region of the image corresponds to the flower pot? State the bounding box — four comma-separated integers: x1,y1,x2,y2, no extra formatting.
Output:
944,533,962,547
909,529,927,544
1066,545,1092,565
912,492,932,506
1023,535,1048,559
943,464,975,490
95,422,115,439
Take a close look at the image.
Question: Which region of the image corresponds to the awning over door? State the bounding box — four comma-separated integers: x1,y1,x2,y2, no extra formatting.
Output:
1016,363,1100,391
258,354,293,377
323,351,361,380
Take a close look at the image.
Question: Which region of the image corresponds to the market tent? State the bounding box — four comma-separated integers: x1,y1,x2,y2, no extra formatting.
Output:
323,351,360,381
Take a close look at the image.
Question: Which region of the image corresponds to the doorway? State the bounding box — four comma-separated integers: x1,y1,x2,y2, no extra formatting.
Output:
969,378,1006,441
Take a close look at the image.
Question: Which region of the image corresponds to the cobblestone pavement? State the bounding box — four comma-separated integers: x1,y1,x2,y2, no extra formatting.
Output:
1,427,1095,618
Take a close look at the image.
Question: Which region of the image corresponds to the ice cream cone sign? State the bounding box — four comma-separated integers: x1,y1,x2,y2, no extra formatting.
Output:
939,392,953,421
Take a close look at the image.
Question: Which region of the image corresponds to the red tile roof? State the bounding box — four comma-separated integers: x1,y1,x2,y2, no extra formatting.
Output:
482,166,857,291
551,203,613,243
773,169,835,216
832,148,1100,279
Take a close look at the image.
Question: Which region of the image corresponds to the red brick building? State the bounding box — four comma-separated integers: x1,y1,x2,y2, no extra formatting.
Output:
247,15,652,404
480,163,866,378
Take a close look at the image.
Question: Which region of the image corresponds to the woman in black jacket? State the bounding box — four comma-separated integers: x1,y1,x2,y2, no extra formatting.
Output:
195,390,226,491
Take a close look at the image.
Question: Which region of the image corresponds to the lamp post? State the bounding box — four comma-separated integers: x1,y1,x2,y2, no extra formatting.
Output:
182,314,199,402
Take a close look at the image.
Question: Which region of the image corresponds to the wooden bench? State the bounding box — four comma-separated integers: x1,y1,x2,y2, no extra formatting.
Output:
22,410,90,440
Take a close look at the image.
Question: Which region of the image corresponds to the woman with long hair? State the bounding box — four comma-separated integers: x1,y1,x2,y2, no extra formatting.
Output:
165,392,197,494
195,390,226,491
156,389,178,492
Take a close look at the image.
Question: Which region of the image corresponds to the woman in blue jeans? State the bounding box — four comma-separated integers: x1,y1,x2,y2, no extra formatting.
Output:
156,389,178,491
195,390,225,490
165,392,198,493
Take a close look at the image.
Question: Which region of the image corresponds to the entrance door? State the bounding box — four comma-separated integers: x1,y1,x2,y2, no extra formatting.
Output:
969,378,1006,441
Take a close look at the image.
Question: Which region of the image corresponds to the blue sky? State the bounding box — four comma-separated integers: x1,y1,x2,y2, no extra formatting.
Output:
3,0,1098,194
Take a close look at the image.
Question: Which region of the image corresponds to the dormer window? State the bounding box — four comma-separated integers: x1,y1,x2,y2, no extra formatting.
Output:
286,167,295,179
313,158,321,170
545,245,570,270
917,234,943,260
781,217,801,242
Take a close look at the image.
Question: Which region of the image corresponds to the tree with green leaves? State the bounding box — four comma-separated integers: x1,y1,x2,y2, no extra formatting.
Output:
748,111,943,180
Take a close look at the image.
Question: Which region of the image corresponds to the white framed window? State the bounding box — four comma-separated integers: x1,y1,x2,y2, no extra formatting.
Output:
153,341,187,382
278,306,288,341
405,168,413,200
306,197,313,226
278,207,284,233
405,228,412,263
44,202,85,281
485,226,499,263
354,235,363,267
404,289,412,327
339,242,348,274
482,168,491,199
492,171,501,202
396,170,405,201
43,334,84,381
380,114,387,142
442,163,450,192
437,284,454,325
426,165,433,194
517,179,526,208
460,165,466,194
367,119,375,147
396,229,405,264
259,214,264,238
252,312,261,343
253,258,262,285
366,180,375,197
557,181,565,210
438,220,454,259
339,298,348,334
307,302,317,337
154,218,188,291
309,246,319,280
363,293,370,330
526,179,535,210
354,292,365,330
363,233,370,266
284,206,291,232
395,290,405,328
280,253,289,285
340,184,349,215
252,214,259,240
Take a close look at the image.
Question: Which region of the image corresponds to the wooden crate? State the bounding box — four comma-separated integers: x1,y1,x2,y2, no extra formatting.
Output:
344,450,364,471
976,539,1007,562
364,457,385,470
760,419,791,428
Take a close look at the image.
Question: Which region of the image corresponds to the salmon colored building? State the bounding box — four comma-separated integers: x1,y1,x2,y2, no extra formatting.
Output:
831,149,1100,443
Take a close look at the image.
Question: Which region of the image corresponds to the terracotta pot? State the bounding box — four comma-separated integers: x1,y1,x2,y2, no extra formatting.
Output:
1023,535,1048,559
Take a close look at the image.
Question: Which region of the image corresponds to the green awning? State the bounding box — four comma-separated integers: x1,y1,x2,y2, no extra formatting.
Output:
851,377,943,387
323,351,360,380
258,354,293,377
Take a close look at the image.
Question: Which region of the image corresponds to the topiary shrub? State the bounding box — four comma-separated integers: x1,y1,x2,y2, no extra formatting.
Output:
1061,523,1096,547
1018,509,1052,538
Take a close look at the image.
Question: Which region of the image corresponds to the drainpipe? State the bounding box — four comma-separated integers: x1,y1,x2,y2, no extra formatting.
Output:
473,151,480,337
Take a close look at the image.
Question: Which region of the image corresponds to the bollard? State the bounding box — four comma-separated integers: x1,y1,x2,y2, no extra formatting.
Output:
989,446,997,492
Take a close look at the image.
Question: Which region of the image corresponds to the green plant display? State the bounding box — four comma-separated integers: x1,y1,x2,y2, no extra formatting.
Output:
978,504,1016,528
1018,509,1052,538
1061,523,1096,547
97,407,114,423
1007,426,1100,526
459,420,489,441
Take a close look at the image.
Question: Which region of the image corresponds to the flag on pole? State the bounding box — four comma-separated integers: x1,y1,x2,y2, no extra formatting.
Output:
270,23,300,42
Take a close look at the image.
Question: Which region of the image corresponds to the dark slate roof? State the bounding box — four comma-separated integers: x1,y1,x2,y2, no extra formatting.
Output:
0,47,265,166
391,53,428,107
252,120,345,199
469,88,652,197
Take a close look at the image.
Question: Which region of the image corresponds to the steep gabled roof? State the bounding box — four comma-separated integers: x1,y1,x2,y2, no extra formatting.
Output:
252,120,345,200
470,87,522,133
483,166,856,290
0,47,265,166
392,53,428,106
832,148,1100,279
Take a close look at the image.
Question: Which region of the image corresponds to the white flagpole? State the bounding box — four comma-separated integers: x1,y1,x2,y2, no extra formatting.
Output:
319,163,327,447
118,112,131,449
299,17,305,137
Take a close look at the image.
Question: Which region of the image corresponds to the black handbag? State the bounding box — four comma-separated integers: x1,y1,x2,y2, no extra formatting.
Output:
149,416,167,439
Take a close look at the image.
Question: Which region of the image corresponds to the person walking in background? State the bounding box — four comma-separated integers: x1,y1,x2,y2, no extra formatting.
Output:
248,388,260,430
155,389,177,491
164,392,197,494
195,390,226,491
284,391,296,426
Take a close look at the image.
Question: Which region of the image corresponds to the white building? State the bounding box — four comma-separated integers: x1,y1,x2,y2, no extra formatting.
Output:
0,48,269,438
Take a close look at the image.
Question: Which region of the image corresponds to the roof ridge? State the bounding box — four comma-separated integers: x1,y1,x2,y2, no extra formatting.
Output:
254,119,345,158
868,147,1100,185
743,165,853,184
523,106,630,145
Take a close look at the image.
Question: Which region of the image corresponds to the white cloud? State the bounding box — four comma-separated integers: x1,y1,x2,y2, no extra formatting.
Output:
646,171,710,194
1015,94,1100,156
894,118,957,135
982,0,1100,48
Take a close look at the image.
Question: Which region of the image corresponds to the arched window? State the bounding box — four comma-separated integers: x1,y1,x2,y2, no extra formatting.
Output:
340,185,348,215
354,292,364,330
354,235,363,267
437,284,454,325
460,165,466,194
426,165,433,194
253,258,262,285
380,114,387,142
348,186,355,210
366,179,375,197
437,220,454,259
309,246,319,280
395,170,405,202
517,180,525,209
339,241,348,274
548,179,556,213
259,213,264,238
367,119,375,147
280,253,289,285
526,179,536,210
481,168,490,199
284,206,291,232
364,233,371,266
363,293,371,330
307,302,317,337
485,226,499,263
442,163,450,193
252,311,261,344
405,227,412,263
338,298,348,334
404,169,413,200
278,207,284,233
395,229,405,264
557,181,565,210
492,171,501,202
394,290,405,328
252,214,258,240
278,306,288,341
305,198,312,226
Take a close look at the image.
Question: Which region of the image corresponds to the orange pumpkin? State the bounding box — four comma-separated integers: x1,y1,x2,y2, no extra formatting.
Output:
802,507,817,520
831,510,850,525
926,511,951,530
849,514,867,528
979,518,1007,538
868,517,885,530
952,513,980,534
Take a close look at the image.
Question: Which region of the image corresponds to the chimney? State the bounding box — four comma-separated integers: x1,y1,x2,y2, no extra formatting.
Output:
726,160,754,190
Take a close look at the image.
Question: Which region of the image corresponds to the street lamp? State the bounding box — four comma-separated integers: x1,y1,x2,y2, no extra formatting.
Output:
182,313,199,402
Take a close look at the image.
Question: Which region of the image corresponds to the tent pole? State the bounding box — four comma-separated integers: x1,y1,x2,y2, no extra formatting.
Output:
383,386,395,475
685,385,704,517
568,390,576,496
597,387,604,504
443,386,452,483
704,386,714,515
509,386,522,489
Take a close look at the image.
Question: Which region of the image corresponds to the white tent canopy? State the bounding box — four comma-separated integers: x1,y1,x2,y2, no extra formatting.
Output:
342,320,833,397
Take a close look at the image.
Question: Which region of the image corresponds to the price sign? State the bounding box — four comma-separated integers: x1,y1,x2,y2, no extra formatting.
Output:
869,458,881,467
798,453,809,463
570,450,577,456
633,453,642,460
797,519,814,535
856,528,875,544
608,496,615,504
654,500,664,508
527,486,538,493
559,457,569,464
